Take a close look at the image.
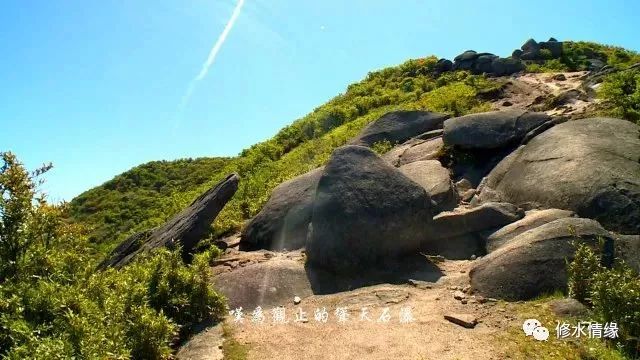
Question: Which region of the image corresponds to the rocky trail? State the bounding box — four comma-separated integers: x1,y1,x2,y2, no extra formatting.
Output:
179,250,518,360
488,71,596,118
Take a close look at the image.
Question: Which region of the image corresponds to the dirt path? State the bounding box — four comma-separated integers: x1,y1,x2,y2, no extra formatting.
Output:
218,259,519,360
489,71,597,117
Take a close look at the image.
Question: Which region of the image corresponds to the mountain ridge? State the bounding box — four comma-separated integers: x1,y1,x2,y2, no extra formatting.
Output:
68,39,640,258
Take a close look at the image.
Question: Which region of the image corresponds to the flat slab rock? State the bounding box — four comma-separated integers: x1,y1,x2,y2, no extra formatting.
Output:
98,173,240,269
486,208,575,252
444,314,478,328
427,202,524,241
398,137,444,166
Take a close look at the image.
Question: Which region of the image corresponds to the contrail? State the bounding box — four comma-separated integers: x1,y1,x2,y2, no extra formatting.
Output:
176,0,245,123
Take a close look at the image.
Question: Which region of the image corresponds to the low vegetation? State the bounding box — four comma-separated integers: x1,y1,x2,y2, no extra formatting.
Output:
526,41,640,73
567,243,640,358
0,152,227,359
501,294,630,360
598,68,640,124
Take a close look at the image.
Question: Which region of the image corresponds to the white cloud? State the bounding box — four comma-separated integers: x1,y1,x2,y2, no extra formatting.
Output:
176,0,245,127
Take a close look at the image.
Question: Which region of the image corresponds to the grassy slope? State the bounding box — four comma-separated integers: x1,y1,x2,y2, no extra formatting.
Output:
68,41,640,258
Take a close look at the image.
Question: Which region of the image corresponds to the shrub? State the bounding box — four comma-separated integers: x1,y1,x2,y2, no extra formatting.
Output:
371,140,395,155
591,264,640,357
0,152,227,359
568,242,640,357
567,241,602,304
598,69,640,124
539,48,553,60
419,82,479,116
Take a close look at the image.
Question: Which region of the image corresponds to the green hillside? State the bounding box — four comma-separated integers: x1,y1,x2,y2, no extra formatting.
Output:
68,41,640,258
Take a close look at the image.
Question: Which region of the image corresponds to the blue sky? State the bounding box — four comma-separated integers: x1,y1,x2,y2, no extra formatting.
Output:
1,0,639,201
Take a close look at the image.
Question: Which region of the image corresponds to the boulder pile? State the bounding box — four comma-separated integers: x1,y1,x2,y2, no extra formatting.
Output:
238,107,639,300
432,37,564,77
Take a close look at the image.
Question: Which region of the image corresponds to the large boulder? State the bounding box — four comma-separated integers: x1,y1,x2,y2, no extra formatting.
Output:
240,168,323,251
486,208,575,252
98,174,240,269
443,110,551,149
490,57,524,76
478,118,640,234
306,146,434,271
473,54,499,73
453,50,479,71
520,38,541,60
470,217,615,301
399,160,458,212
540,40,563,58
435,58,453,74
521,38,540,53
454,50,479,62
349,111,448,147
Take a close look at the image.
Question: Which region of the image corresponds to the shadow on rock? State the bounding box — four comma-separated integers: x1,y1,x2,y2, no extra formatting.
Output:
304,253,443,295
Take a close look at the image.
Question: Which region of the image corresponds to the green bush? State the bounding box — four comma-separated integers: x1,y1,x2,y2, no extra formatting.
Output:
567,241,603,304
419,82,490,116
539,48,553,60
0,152,227,359
523,41,640,73
598,69,640,124
371,140,395,155
567,243,640,357
591,264,640,357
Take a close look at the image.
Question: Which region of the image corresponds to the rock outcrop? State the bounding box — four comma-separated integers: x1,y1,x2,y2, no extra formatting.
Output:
399,160,458,212
306,146,434,271
98,173,240,269
349,111,448,147
419,202,524,259
515,38,563,61
443,110,551,150
452,51,524,76
486,208,575,252
426,202,524,241
397,137,444,165
214,258,312,309
477,118,640,234
470,218,615,301
240,168,322,251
